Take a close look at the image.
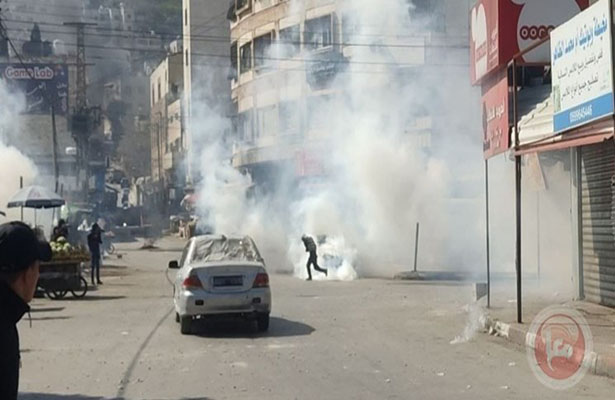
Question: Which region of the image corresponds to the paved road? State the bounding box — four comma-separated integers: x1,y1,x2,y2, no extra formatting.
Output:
18,237,615,399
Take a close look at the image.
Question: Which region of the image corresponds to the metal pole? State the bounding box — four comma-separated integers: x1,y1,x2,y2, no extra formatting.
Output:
485,159,491,308
51,102,59,192
512,59,522,324
413,222,420,273
537,190,541,282
515,155,522,323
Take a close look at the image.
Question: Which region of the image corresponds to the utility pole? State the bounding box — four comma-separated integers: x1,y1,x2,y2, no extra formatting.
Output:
64,22,96,195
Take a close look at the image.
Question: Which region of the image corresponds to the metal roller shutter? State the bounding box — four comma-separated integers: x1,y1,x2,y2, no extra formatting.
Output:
581,140,615,306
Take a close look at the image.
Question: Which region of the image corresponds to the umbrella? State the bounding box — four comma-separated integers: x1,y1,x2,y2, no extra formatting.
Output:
7,185,65,209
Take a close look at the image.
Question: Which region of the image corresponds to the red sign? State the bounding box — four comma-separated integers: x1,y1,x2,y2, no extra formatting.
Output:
470,0,589,85
482,69,510,159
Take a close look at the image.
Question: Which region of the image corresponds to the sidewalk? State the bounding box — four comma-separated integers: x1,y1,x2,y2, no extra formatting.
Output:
483,294,615,379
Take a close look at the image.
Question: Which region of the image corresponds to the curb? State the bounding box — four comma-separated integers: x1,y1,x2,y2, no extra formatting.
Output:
483,316,615,380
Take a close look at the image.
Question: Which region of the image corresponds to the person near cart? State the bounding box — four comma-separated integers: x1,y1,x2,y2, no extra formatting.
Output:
51,219,69,242
301,234,328,280
87,222,103,285
0,221,52,400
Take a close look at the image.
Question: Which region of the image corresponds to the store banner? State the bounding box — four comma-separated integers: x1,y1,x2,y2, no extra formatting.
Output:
482,69,510,159
552,0,614,133
470,0,589,85
0,63,69,115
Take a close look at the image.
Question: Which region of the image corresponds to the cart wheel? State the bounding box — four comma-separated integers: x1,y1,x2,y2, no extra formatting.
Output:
108,244,116,255
46,289,68,300
70,277,88,299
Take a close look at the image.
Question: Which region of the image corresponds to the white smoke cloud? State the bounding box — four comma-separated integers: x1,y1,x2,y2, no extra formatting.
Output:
192,0,484,280
0,81,38,221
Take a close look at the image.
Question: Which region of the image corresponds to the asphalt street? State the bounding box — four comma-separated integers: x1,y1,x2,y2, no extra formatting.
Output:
17,237,615,400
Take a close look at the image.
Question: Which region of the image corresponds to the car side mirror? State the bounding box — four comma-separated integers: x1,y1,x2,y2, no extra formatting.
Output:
168,260,180,269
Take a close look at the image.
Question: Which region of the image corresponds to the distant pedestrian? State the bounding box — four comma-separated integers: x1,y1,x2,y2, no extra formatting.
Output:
301,234,328,280
87,222,103,285
0,221,52,400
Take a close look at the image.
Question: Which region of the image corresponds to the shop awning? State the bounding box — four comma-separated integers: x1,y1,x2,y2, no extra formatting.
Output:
515,118,615,155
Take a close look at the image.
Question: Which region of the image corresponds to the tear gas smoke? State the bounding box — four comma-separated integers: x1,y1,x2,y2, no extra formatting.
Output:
0,81,38,221
193,0,485,280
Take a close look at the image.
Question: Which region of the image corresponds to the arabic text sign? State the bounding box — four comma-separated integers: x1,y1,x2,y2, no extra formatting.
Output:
0,63,69,115
551,0,614,133
482,68,510,159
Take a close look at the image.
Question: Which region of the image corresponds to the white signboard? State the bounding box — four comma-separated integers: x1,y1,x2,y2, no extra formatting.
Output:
551,0,614,133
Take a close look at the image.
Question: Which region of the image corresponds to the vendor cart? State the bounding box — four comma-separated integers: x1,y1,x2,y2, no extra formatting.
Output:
38,258,89,300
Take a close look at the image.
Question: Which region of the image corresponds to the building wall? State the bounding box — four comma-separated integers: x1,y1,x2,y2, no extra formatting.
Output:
150,52,184,183
228,0,472,170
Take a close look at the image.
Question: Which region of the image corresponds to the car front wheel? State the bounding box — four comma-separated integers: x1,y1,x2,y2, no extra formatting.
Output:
180,315,192,335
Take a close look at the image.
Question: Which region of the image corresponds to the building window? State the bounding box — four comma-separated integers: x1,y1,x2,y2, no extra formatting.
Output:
254,32,273,71
240,42,252,74
230,41,238,79
342,13,359,44
256,105,278,137
238,110,253,142
184,8,188,26
236,0,250,12
152,86,155,106
185,49,189,66
279,100,300,135
305,15,333,50
279,24,300,57
157,78,161,101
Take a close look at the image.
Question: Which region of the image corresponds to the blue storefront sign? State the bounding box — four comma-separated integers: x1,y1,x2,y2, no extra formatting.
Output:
551,0,614,133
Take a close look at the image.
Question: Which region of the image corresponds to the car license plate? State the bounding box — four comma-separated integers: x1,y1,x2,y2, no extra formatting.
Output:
213,276,243,287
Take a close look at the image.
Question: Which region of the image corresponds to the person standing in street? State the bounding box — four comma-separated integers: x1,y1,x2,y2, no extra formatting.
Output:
0,221,52,400
87,222,103,285
301,234,328,280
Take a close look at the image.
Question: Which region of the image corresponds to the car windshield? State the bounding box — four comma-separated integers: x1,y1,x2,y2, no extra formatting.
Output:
191,236,262,263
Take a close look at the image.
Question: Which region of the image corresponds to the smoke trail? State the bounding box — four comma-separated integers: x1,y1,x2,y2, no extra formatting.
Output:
0,81,38,221
193,0,484,280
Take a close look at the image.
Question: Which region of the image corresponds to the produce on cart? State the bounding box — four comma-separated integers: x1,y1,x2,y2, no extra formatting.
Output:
38,236,90,300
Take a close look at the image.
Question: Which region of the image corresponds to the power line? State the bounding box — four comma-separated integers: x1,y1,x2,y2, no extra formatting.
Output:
0,20,469,51
1,7,467,41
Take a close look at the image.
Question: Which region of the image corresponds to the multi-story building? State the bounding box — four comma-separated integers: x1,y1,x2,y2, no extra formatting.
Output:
182,0,232,183
226,0,474,188
149,50,184,212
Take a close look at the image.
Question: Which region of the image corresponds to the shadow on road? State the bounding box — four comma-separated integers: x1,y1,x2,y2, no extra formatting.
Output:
193,316,315,338
20,394,123,400
29,306,65,313
29,316,71,321
21,394,214,400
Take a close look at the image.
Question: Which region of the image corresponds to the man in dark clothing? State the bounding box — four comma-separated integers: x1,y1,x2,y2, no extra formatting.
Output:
87,222,103,285
0,221,52,400
301,234,328,280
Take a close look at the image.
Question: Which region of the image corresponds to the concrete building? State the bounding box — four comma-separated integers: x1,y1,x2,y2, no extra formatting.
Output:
227,0,474,188
149,51,184,212
182,0,232,183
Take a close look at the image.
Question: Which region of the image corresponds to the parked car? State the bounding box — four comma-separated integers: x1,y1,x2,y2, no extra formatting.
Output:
169,234,272,335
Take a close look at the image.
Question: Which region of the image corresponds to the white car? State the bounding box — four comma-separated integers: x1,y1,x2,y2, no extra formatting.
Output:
169,234,272,335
